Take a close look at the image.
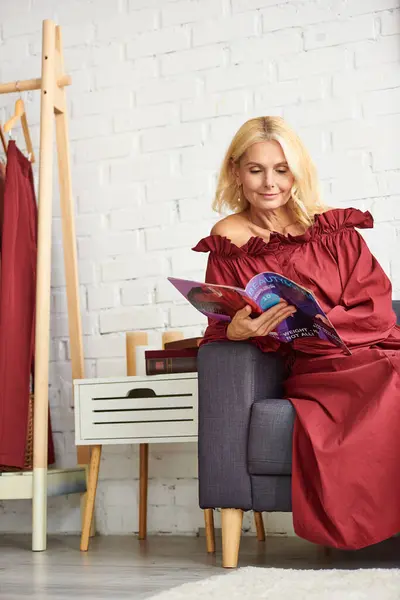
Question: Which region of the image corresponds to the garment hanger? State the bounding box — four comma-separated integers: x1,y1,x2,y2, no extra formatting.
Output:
3,83,35,163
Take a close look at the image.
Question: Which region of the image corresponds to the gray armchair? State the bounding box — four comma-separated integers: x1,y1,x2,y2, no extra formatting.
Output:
198,300,400,568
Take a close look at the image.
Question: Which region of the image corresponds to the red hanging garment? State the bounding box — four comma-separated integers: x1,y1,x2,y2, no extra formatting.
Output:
0,141,54,468
194,207,400,550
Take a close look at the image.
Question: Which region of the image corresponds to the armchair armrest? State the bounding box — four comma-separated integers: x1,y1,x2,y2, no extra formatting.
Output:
197,341,285,510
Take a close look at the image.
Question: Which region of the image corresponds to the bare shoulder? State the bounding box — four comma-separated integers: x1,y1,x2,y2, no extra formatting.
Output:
210,214,250,246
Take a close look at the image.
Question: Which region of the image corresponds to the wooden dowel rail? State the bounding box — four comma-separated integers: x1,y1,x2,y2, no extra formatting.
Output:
0,74,71,95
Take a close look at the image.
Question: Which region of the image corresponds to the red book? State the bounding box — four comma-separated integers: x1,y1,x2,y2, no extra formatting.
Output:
145,348,198,376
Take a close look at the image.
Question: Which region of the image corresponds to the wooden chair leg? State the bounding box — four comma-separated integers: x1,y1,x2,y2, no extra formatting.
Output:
80,445,102,552
138,443,149,540
221,508,243,568
204,509,215,553
254,511,265,541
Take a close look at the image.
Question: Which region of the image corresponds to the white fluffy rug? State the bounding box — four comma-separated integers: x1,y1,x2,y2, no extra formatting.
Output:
147,566,400,600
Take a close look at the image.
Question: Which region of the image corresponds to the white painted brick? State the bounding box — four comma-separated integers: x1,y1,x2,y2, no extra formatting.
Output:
136,75,199,106
379,171,400,196
330,119,377,150
0,37,30,62
97,10,159,40
315,150,369,180
380,10,400,36
279,46,351,80
75,214,105,237
193,12,259,46
141,123,203,152
64,45,94,72
295,126,330,156
79,231,142,260
110,154,172,183
127,26,190,58
304,15,376,51
333,63,400,96
145,222,210,251
206,63,272,93
342,0,399,16
114,103,178,132
69,115,113,141
180,145,223,175
363,87,400,118
161,45,224,76
254,76,329,112
78,184,144,213
128,0,168,9
57,0,122,24
78,261,97,286
87,285,119,311
182,89,250,121
62,22,95,47
74,134,133,164
102,254,169,282
72,89,132,118
179,199,220,223
372,196,400,223
162,0,223,26
90,41,123,66
146,175,210,203
100,306,166,333
121,280,156,305
94,57,159,89
331,173,380,201
207,115,254,148
233,0,289,11
82,334,126,359
110,202,177,230
170,304,207,327
355,35,400,67
284,98,357,127
230,29,303,64
96,358,127,378
156,279,181,303
262,1,341,32
170,247,208,274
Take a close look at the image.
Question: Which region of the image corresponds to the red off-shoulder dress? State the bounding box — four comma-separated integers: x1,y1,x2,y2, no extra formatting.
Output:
193,207,400,549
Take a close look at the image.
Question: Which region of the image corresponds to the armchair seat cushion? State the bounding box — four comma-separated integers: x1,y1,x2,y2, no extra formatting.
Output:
248,399,295,475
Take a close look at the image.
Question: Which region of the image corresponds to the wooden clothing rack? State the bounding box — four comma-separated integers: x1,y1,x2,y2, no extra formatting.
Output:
0,20,88,551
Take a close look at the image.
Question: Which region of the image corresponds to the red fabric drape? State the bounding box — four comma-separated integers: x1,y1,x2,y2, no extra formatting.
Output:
193,207,400,549
0,141,54,468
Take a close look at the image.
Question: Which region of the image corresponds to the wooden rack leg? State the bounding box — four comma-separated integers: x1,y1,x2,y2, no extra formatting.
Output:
139,444,149,540
126,332,149,538
32,19,56,553
80,445,102,551
54,24,89,539
254,511,266,541
204,509,215,553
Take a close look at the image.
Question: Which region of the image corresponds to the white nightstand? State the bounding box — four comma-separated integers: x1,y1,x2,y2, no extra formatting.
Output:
74,373,198,550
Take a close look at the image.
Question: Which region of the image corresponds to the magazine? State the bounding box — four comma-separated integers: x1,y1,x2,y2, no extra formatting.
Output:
168,273,351,355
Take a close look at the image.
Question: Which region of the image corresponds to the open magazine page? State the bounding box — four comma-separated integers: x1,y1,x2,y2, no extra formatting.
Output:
168,277,261,321
245,272,351,354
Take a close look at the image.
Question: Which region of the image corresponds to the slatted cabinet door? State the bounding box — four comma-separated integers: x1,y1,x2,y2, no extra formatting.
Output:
74,375,198,445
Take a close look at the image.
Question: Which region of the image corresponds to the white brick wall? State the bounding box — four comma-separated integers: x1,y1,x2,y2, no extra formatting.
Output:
0,0,399,538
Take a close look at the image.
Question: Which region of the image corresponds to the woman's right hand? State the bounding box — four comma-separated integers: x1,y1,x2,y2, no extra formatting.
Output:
226,300,297,341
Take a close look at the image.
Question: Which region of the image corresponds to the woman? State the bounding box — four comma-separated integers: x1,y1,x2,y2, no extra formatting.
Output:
192,116,400,549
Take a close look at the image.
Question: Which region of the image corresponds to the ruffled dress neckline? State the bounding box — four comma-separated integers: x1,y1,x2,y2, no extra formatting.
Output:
192,208,373,257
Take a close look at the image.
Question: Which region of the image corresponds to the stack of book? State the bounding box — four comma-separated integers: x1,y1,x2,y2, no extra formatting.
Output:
145,337,202,376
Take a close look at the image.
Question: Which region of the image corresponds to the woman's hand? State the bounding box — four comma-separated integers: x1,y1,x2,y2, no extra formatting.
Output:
226,300,297,341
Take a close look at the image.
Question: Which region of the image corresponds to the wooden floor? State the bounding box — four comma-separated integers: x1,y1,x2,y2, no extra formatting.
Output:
1,534,400,599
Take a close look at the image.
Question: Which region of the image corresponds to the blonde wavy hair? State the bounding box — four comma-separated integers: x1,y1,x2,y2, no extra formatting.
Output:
213,116,328,227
